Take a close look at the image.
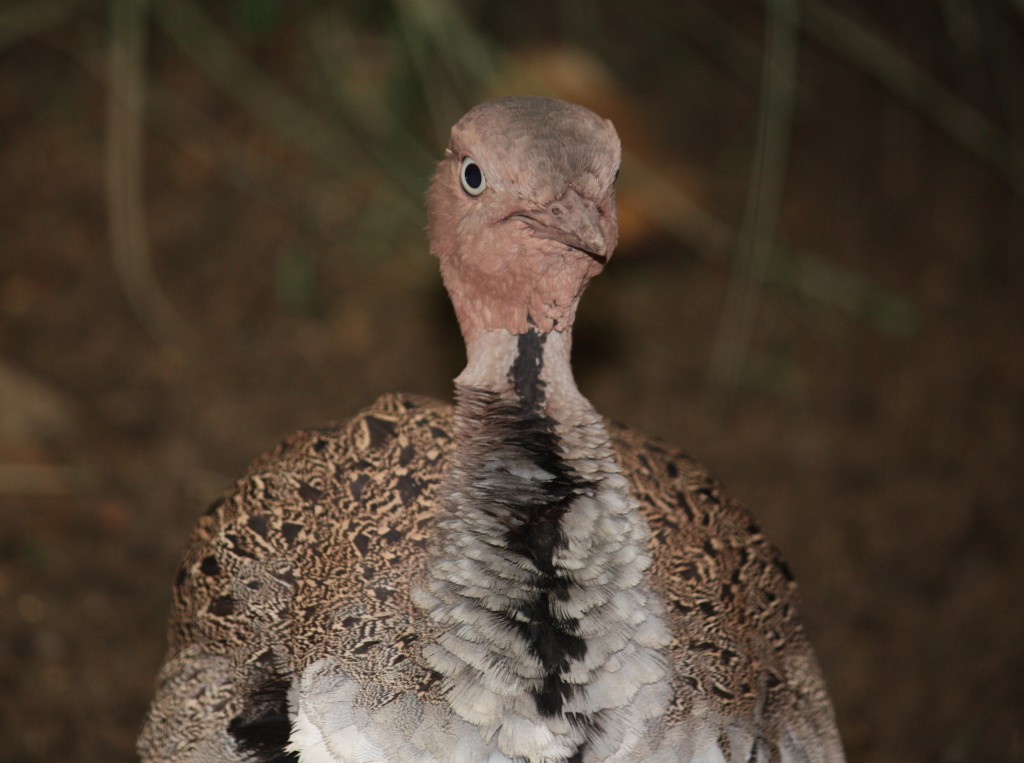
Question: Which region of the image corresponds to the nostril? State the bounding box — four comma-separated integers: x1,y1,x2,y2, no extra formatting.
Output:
550,205,563,216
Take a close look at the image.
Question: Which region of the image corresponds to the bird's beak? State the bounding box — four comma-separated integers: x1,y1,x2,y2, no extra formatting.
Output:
509,188,609,264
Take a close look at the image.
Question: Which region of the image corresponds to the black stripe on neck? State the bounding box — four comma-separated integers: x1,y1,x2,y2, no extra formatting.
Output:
494,329,592,723
510,329,547,409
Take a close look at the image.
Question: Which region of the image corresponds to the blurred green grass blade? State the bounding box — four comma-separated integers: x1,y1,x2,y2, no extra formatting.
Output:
0,0,83,51
772,250,919,338
799,0,1024,201
234,0,285,37
709,0,801,398
275,248,319,316
150,0,357,172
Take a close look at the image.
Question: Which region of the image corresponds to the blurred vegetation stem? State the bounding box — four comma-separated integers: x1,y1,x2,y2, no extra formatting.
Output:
800,0,1024,201
106,0,191,343
709,0,800,400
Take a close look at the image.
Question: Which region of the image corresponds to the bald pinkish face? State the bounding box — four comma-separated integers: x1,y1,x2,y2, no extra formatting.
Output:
427,97,621,342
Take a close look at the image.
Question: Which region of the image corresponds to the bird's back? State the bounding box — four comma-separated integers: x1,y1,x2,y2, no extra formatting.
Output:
140,392,841,762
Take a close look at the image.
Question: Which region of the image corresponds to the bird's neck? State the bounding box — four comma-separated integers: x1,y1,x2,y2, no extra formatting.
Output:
414,326,671,760
456,327,581,419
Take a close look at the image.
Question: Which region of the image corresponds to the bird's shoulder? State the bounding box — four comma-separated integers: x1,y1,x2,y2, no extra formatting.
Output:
609,421,840,755
168,392,454,673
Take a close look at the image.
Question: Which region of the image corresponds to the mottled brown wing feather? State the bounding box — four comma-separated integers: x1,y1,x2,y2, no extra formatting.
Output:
610,421,841,757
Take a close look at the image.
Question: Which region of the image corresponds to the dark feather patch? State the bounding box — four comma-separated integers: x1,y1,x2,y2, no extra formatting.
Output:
228,668,298,762
511,329,547,407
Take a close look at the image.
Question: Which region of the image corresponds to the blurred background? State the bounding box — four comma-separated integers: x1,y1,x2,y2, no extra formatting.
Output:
1,1,1022,760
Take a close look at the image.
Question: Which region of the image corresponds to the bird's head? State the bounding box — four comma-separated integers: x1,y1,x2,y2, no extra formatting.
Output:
428,97,620,342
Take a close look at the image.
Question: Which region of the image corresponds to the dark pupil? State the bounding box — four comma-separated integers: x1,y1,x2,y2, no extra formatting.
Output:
463,162,482,189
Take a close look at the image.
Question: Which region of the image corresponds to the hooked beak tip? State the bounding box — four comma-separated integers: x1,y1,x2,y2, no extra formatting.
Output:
506,195,611,264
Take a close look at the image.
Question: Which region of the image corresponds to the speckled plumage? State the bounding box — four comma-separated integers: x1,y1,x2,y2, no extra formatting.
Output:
140,97,843,763
141,394,840,762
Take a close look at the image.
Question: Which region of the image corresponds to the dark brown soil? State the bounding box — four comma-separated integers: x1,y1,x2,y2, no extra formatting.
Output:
1,6,1022,762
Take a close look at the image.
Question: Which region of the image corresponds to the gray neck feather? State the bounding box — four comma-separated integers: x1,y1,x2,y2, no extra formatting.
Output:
413,329,672,762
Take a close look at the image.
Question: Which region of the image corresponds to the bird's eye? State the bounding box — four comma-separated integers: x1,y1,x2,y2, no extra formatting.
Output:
460,157,486,196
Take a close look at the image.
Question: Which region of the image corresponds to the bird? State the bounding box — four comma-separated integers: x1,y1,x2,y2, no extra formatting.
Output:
138,96,844,763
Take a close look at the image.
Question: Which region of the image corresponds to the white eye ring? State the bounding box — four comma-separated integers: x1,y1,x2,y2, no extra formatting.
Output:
460,156,486,196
